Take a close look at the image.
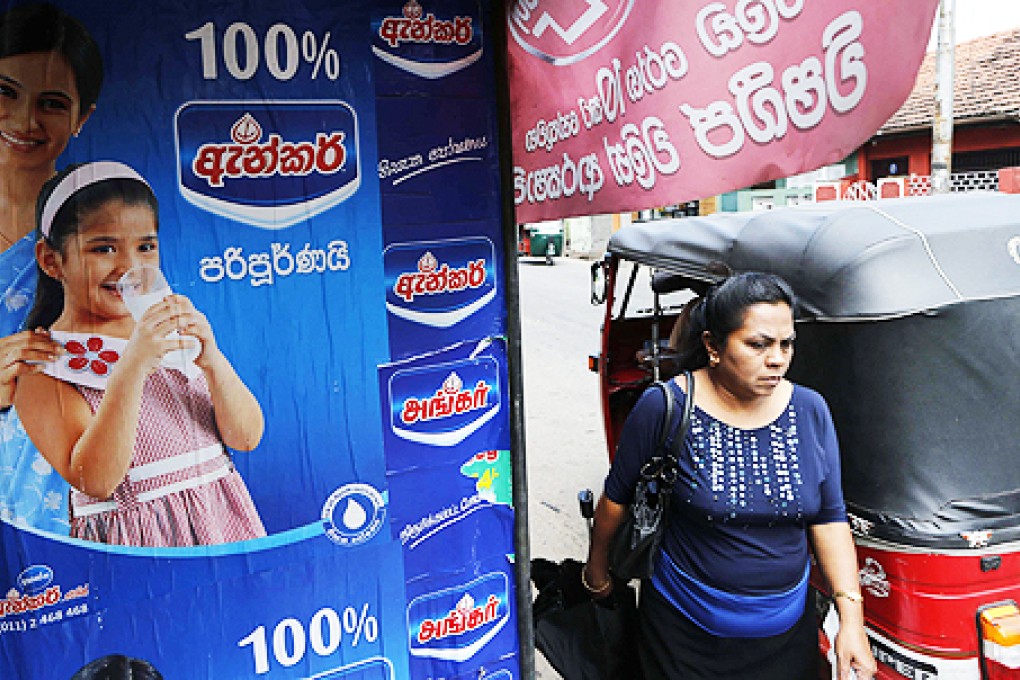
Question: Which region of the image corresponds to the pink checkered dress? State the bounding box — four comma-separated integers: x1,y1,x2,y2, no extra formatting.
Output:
69,368,266,547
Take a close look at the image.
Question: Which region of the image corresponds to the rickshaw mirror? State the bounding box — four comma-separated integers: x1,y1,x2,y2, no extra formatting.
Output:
590,259,608,305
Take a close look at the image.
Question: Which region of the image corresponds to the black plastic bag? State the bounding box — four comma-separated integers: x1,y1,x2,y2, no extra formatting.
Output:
531,558,644,680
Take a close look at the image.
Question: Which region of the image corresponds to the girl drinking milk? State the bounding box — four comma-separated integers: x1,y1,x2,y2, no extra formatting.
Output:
15,161,266,547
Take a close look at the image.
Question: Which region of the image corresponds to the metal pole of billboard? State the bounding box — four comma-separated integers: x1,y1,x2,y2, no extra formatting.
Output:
492,1,537,678
931,0,955,194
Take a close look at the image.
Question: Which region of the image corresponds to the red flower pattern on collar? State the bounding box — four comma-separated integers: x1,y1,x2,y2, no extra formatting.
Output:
64,336,121,377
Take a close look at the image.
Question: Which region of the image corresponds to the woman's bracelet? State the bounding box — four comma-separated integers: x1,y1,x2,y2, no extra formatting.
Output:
834,590,864,604
581,564,612,595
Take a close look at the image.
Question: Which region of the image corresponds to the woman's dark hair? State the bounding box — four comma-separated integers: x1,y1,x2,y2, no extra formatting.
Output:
675,272,796,370
70,654,163,680
25,164,158,329
0,3,104,114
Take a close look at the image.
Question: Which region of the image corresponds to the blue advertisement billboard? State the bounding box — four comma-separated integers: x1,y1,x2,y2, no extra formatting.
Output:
0,1,515,677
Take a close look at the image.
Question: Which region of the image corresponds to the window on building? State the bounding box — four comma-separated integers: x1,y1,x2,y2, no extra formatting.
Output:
871,156,909,179
634,201,700,221
953,147,1020,172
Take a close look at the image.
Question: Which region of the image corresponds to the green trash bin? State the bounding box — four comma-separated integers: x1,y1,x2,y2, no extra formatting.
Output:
529,225,564,263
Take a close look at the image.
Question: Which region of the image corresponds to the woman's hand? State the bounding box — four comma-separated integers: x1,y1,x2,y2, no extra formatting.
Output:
835,620,877,679
584,495,629,603
808,522,878,679
0,328,64,407
581,561,615,601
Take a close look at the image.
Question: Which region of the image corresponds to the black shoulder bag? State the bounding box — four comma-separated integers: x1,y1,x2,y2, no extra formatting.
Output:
608,370,694,581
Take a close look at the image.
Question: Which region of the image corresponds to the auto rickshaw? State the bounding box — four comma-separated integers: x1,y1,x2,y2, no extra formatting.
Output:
518,221,564,265
589,193,1020,679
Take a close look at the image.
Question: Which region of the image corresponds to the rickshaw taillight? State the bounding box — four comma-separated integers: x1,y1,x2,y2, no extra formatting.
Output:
980,602,1020,676
588,355,599,373
981,603,1020,647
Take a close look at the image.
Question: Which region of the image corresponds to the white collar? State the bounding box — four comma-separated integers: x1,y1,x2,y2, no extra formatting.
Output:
42,332,128,390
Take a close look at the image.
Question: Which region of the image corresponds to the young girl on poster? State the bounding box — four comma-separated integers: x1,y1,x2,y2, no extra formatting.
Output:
15,161,266,547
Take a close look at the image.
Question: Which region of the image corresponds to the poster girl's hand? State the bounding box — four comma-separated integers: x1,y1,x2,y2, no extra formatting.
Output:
0,329,64,407
123,297,197,375
160,294,264,452
162,294,220,369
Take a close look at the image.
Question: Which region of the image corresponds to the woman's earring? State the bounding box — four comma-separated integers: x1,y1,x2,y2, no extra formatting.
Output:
709,354,720,367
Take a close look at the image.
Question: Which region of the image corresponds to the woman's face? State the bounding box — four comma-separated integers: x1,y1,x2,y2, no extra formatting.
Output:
706,302,795,399
45,200,159,326
0,51,88,175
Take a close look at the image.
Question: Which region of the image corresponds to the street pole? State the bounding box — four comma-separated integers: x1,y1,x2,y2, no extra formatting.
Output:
493,1,538,677
932,0,955,194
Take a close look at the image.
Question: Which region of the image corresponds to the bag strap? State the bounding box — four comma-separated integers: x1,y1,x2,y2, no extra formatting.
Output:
670,370,695,459
641,372,692,488
654,380,676,452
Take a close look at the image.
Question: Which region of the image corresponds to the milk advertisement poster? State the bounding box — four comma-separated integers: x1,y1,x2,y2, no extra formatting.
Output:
0,1,516,677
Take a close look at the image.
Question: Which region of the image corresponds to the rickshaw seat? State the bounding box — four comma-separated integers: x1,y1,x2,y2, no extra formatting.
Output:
651,271,703,295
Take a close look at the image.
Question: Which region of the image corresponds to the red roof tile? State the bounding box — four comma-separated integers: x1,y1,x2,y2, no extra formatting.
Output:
879,29,1020,135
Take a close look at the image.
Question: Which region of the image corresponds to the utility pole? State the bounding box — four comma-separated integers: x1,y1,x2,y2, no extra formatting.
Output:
932,0,955,194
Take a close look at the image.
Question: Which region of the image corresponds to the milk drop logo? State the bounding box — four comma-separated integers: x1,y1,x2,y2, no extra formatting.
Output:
321,483,387,546
508,0,635,66
389,357,500,446
372,0,483,79
407,572,510,662
384,238,496,328
175,101,361,229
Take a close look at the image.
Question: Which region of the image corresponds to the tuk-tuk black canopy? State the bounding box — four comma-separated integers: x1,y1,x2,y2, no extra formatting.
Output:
609,193,1020,548
609,192,1020,320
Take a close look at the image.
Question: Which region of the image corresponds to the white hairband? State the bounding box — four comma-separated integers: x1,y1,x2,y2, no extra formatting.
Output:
40,161,150,239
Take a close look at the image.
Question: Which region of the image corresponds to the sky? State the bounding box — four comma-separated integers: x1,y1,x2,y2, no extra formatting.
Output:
927,0,1020,48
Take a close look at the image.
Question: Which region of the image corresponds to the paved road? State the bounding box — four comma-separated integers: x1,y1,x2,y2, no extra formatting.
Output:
517,255,613,679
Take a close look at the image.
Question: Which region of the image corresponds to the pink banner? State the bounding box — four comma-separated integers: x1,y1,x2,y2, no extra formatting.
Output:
508,0,940,222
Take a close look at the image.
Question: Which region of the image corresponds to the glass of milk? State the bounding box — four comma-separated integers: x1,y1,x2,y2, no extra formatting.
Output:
117,265,201,374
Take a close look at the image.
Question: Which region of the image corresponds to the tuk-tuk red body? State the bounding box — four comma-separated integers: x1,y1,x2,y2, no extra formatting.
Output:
592,194,1020,679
